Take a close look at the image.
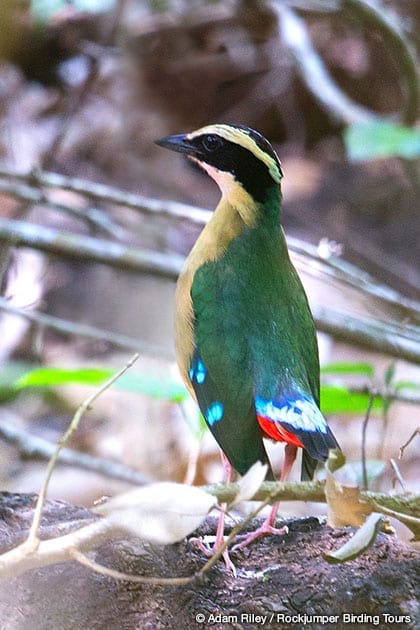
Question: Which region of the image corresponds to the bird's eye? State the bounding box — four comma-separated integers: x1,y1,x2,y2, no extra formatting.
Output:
202,134,223,152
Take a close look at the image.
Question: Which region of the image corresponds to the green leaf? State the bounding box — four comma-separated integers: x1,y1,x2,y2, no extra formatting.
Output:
344,121,420,162
394,380,420,393
320,384,382,415
15,366,188,403
323,513,385,563
321,362,374,377
384,362,396,387
0,361,35,403
113,373,188,403
16,367,112,389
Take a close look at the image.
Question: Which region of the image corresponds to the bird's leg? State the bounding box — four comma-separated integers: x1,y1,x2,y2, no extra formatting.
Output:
232,444,297,550
191,451,237,574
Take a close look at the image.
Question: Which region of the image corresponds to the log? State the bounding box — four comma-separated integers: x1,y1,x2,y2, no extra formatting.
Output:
0,493,418,629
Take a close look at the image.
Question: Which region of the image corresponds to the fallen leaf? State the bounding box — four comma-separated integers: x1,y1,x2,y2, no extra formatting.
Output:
325,450,372,527
94,482,216,545
230,462,268,507
323,513,385,563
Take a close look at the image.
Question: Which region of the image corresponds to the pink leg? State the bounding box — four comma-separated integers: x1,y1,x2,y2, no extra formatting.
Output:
232,444,298,551
191,451,237,574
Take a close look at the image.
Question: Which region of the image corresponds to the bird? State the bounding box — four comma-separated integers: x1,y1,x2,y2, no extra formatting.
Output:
156,123,340,561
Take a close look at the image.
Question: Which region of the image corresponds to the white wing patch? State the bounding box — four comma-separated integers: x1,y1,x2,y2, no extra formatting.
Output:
255,396,328,434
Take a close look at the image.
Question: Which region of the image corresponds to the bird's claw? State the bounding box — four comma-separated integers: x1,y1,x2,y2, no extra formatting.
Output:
189,536,237,576
232,524,289,551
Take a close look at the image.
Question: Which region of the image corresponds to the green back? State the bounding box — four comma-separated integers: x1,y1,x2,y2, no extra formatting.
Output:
190,188,320,475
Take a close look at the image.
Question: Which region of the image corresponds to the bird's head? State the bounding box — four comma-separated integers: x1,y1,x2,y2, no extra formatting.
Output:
156,124,283,206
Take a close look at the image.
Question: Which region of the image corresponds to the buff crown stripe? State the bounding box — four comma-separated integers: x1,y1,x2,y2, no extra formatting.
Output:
187,124,282,184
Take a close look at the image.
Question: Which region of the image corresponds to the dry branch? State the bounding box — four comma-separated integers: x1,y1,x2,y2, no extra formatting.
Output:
0,296,167,356
0,213,419,363
0,417,151,486
275,0,419,125
0,218,184,279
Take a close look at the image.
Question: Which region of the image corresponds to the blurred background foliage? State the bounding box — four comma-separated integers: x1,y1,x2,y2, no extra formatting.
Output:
0,0,418,533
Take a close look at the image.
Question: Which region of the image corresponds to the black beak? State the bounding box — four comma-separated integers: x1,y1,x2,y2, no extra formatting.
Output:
155,133,201,157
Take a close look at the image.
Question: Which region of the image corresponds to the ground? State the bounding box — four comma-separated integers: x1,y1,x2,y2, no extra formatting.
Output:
0,493,418,629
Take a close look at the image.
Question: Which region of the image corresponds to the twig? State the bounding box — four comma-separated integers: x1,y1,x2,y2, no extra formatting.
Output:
370,501,420,538
2,164,419,310
0,179,119,236
0,518,112,581
23,353,139,552
275,3,374,124
274,0,419,125
70,547,192,586
204,482,420,520
343,0,419,125
361,389,375,491
312,306,420,365
289,236,420,320
0,296,168,357
0,481,418,582
72,486,278,585
338,384,420,408
0,418,150,486
0,165,211,226
389,459,406,493
0,218,419,363
399,428,420,459
0,218,184,279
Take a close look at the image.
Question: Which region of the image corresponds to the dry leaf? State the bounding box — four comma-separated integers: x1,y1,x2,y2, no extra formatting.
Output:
325,450,372,527
323,513,385,563
230,462,268,507
94,483,216,544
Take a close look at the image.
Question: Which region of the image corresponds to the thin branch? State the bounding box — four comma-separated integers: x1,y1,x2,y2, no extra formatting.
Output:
0,418,150,486
361,389,376,491
205,480,326,505
2,164,419,312
0,179,119,237
70,547,193,586
0,165,211,226
275,3,374,124
24,353,139,552
370,500,420,536
0,218,184,279
312,306,420,365
203,481,420,520
399,428,420,459
0,480,418,583
343,0,419,125
343,384,420,408
389,459,406,493
289,236,420,321
0,297,168,357
0,518,112,581
274,0,419,125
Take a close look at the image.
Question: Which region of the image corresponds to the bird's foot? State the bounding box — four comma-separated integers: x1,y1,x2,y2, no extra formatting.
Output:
190,536,237,576
232,523,288,551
